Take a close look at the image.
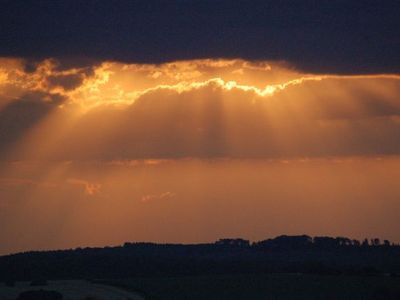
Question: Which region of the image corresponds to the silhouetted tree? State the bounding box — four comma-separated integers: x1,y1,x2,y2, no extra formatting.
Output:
313,236,337,248
215,239,250,247
335,237,352,246
267,235,312,249
371,238,381,246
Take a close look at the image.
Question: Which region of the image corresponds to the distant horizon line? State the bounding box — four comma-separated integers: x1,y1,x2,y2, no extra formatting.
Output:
3,234,399,257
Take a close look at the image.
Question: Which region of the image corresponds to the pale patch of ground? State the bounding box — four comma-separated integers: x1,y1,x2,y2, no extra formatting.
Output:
0,280,144,300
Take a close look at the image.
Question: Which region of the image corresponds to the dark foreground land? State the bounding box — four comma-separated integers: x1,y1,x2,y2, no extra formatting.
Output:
1,235,400,299
1,274,400,300
99,273,400,300
0,280,143,300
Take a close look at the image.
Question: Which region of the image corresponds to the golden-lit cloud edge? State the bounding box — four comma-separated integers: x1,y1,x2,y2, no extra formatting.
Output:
2,57,400,109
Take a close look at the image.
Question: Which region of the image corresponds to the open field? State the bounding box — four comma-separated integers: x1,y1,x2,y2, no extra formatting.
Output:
101,273,400,300
0,280,144,300
1,274,399,299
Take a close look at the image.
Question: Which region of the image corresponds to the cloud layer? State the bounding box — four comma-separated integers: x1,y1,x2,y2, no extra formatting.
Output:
1,58,400,160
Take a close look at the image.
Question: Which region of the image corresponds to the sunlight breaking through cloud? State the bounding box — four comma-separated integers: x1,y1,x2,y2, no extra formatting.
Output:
1,57,400,254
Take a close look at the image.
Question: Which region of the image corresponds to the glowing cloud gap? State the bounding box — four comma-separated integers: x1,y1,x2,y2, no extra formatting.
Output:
131,77,322,99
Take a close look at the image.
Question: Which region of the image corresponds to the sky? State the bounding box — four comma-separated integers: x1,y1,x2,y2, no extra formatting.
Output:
0,1,400,255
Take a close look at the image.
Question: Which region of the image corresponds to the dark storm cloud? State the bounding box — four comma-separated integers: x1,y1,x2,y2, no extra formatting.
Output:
0,0,399,74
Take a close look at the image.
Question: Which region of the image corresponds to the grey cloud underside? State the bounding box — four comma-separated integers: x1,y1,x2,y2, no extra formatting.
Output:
1,0,400,74
2,79,400,160
0,92,66,156
46,74,86,91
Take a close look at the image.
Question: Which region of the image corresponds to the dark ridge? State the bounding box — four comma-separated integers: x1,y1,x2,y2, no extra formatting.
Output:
1,235,400,281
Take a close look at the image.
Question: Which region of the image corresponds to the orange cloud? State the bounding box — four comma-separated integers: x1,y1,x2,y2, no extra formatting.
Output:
67,178,101,196
140,191,176,203
0,177,58,189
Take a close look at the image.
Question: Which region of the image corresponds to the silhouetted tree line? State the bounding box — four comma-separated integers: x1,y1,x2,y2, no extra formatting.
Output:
1,235,399,281
252,235,396,250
